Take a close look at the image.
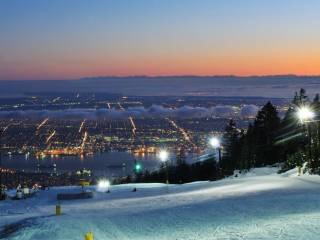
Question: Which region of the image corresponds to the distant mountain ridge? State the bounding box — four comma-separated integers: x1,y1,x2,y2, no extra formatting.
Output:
80,74,320,80
1,75,320,98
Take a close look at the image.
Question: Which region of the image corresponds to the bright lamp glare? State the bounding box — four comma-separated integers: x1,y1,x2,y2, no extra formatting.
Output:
210,137,220,148
97,179,110,192
159,150,169,162
297,107,315,123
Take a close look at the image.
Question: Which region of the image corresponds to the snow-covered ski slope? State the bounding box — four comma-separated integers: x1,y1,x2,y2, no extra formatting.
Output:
1,167,320,240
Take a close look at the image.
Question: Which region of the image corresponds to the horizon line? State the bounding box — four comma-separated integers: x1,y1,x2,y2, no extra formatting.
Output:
1,74,320,81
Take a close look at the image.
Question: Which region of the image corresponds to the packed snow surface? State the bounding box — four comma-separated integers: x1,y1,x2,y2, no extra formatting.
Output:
1,167,320,240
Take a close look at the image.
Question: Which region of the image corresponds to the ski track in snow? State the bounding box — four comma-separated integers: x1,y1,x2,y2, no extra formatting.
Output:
1,167,320,240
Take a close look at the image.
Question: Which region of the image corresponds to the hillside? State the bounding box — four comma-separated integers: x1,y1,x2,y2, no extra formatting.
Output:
1,167,320,240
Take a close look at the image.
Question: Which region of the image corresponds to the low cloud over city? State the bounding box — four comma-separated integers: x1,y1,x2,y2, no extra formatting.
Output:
0,104,259,120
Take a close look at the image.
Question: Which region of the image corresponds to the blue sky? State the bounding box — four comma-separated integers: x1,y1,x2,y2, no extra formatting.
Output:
1,0,320,80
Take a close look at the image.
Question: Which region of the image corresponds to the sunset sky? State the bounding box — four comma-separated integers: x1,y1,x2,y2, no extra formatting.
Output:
1,0,320,80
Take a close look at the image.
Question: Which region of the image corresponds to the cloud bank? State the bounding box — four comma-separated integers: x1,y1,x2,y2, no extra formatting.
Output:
0,105,260,120
1,76,319,98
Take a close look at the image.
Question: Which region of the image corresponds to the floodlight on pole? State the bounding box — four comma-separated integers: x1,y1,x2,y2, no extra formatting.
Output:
97,179,110,193
158,149,169,189
209,137,221,149
297,106,315,123
209,137,222,162
159,150,169,162
296,106,315,170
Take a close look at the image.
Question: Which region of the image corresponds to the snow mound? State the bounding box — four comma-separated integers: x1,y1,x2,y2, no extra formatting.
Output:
281,162,309,177
231,166,280,178
281,167,299,177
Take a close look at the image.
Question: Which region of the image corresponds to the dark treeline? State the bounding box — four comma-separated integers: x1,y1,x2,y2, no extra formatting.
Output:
116,89,320,185
220,88,320,175
221,88,320,175
116,148,221,185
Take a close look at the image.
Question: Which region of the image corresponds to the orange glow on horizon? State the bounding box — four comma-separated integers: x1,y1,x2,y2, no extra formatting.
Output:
1,49,320,80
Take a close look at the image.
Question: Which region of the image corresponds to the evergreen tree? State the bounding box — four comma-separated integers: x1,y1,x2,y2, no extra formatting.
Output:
277,90,307,162
238,128,254,170
313,94,320,104
311,94,320,172
175,147,190,183
220,119,239,175
176,147,187,166
279,89,320,172
252,102,281,166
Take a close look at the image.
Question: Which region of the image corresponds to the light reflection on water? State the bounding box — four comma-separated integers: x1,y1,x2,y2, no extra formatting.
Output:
1,152,198,177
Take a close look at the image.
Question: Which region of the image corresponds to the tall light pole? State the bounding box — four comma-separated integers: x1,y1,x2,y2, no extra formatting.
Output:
132,160,142,192
158,150,169,191
209,137,222,162
134,160,142,174
296,106,315,169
